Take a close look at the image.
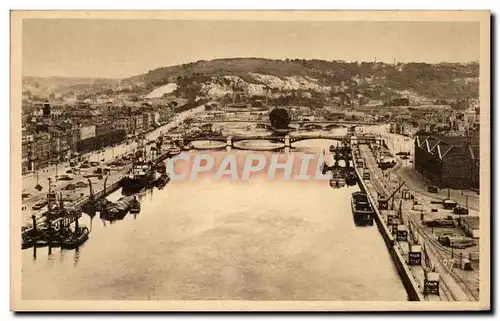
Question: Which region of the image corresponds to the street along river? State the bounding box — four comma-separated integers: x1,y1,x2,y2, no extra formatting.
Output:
22,139,407,301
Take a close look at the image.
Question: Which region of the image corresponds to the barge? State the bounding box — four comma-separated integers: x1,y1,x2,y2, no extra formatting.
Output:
351,191,374,226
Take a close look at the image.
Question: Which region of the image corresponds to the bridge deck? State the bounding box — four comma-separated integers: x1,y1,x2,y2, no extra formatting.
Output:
193,119,374,125
170,134,381,144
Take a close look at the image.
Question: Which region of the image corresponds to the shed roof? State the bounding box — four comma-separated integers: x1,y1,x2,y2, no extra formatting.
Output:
416,135,479,160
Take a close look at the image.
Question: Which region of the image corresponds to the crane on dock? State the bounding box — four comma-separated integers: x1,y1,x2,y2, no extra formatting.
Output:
378,181,406,210
81,179,96,216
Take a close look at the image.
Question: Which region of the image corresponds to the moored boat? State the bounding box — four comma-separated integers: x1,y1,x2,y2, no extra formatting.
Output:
351,191,374,226
61,226,90,250
156,173,171,188
100,196,133,221
329,169,346,188
130,197,141,214
22,234,39,249
345,168,358,186
121,160,156,195
155,162,167,174
111,196,134,219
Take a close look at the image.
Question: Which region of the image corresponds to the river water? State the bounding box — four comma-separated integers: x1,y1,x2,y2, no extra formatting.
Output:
22,130,407,301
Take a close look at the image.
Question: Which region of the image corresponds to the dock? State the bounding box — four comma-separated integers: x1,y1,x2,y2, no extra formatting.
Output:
351,139,479,302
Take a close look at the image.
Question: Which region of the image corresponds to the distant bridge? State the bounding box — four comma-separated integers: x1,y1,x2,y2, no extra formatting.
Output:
192,119,375,129
166,133,383,149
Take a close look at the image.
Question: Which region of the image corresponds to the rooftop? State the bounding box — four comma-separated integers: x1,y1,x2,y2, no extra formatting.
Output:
415,135,480,160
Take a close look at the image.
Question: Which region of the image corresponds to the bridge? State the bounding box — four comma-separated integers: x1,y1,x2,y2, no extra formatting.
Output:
168,133,384,149
192,119,375,129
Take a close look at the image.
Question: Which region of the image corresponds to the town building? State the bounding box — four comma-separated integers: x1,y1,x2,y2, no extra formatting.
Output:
414,131,479,189
21,128,35,174
32,132,52,170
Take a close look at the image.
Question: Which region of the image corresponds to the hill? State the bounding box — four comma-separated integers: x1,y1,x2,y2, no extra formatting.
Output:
22,76,120,100
22,58,480,105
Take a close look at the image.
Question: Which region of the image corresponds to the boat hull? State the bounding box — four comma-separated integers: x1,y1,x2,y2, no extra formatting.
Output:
61,228,90,249
121,176,153,195
351,193,374,226
129,199,141,213
330,179,346,188
156,174,171,188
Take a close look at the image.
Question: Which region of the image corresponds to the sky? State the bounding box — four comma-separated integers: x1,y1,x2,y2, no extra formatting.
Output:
22,20,480,79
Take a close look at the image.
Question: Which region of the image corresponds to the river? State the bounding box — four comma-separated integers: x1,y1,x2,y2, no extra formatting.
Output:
22,137,407,301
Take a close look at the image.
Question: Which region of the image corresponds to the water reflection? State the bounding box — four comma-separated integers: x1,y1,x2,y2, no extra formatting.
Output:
74,247,80,266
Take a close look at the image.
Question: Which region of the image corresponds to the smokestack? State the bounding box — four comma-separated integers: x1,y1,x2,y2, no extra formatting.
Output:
32,215,37,232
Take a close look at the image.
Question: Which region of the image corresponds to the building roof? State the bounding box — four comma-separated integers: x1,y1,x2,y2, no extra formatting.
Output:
415,135,480,161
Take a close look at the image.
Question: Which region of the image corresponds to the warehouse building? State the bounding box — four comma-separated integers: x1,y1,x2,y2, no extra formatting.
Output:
414,132,479,189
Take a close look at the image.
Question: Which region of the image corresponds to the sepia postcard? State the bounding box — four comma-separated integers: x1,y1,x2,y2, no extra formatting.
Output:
10,10,491,311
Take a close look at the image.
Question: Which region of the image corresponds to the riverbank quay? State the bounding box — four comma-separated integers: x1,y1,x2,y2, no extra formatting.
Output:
21,105,207,192
21,143,179,238
352,140,479,302
351,143,424,301
21,105,208,221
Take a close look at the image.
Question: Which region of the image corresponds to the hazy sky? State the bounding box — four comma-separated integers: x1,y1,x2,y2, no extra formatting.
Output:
22,20,480,79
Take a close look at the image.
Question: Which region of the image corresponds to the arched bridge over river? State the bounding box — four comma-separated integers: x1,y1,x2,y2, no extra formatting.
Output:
192,119,375,130
167,134,384,149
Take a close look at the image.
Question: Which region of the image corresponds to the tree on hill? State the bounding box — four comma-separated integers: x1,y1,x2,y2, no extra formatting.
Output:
269,108,291,129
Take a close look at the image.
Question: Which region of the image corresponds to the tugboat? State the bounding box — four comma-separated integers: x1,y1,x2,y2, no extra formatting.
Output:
121,158,155,195
22,215,40,249
156,173,171,188
61,218,90,250
345,167,358,186
129,197,141,214
155,162,167,174
351,191,374,226
329,169,346,188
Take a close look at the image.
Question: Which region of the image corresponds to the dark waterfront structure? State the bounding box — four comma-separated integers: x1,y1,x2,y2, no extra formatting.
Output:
76,130,127,154
414,133,479,189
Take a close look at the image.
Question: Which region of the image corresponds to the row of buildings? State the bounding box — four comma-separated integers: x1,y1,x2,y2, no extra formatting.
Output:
388,103,480,138
21,100,176,174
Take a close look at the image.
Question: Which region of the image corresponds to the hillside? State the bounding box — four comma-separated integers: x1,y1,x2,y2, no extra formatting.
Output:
22,58,480,105
22,76,120,100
